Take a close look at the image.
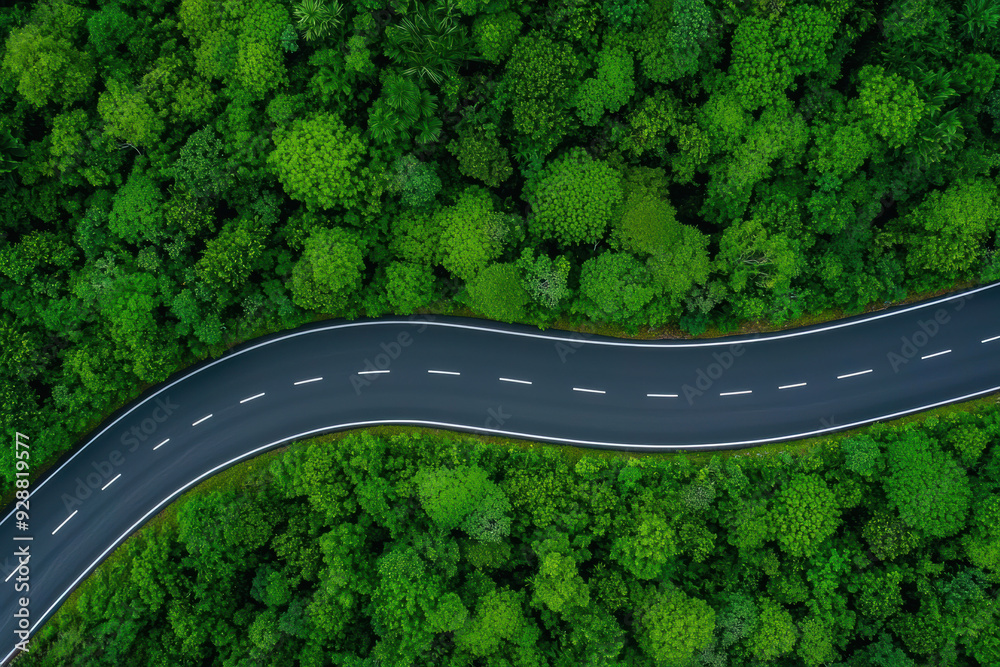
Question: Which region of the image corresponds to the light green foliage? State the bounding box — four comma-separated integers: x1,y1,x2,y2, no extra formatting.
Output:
109,171,164,244
464,262,530,323
446,123,513,188
576,252,657,325
370,546,442,662
531,538,590,615
962,494,1000,572
415,464,512,541
893,177,1000,280
854,65,926,149
530,148,623,246
385,261,436,314
196,217,268,291
390,208,444,265
946,422,989,466
472,10,521,63
3,23,95,108
638,0,712,83
436,186,511,281
140,54,215,127
635,586,715,663
293,0,343,41
268,113,370,211
797,615,837,666
728,5,838,111
620,89,682,159
809,120,876,177
290,227,366,313
345,34,372,73
842,435,882,477
573,43,634,126
386,155,441,207
515,248,571,311
235,0,290,98
714,218,803,319
884,432,971,539
454,588,526,657
771,474,841,557
97,78,164,149
610,500,678,579
501,31,581,152
749,597,797,660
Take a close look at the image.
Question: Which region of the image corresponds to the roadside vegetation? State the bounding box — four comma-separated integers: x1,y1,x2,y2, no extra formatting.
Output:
17,406,1000,665
3,0,1000,662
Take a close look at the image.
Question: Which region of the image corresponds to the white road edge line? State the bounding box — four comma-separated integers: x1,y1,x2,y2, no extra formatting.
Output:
101,474,121,491
52,511,78,535
921,350,951,360
573,387,606,394
499,377,532,385
153,438,170,450
293,377,322,385
428,370,461,376
17,382,1000,662
720,390,752,396
982,335,1000,343
191,414,213,426
7,282,994,532
779,382,807,389
647,393,679,398
358,370,390,375
240,392,265,404
837,369,873,379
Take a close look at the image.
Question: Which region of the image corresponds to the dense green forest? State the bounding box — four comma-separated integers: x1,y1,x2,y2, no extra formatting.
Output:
18,410,1000,666
3,0,1000,494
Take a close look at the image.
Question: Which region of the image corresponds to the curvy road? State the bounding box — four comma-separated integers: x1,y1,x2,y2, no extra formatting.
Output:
2,281,1000,662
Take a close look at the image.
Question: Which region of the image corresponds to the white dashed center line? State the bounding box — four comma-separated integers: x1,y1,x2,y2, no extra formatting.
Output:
293,377,323,385
646,393,678,398
779,382,807,390
573,387,606,394
358,370,390,375
837,369,873,379
720,390,752,396
982,335,1000,343
499,377,532,385
101,474,121,491
52,511,78,535
240,392,265,404
153,438,170,450
428,370,461,376
191,414,213,426
921,349,951,360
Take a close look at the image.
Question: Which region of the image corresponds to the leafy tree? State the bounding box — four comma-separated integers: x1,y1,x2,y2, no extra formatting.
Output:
386,155,442,208
749,597,797,661
471,11,521,63
268,113,372,211
446,123,513,188
384,0,476,85
842,435,882,477
863,508,920,561
515,248,571,312
108,170,165,244
454,587,528,658
573,42,634,126
168,126,233,200
235,0,290,98
3,22,95,108
97,78,163,150
530,538,591,616
635,585,715,663
499,31,581,152
603,0,649,32
770,474,841,557
575,252,657,326
638,0,713,83
464,262,530,323
853,65,927,149
86,2,134,60
385,261,436,314
196,215,269,292
529,147,623,246
415,464,511,542
436,186,513,281
289,227,366,314
883,431,972,539
610,500,678,579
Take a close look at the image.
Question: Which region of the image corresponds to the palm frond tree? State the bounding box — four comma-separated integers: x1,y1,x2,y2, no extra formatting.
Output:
293,0,344,41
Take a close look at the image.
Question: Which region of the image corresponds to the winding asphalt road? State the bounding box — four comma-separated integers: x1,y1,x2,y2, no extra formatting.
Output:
2,282,1000,662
